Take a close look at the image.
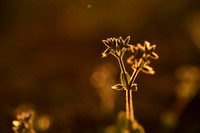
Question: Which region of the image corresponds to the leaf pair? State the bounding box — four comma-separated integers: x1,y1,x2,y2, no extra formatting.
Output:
112,72,137,91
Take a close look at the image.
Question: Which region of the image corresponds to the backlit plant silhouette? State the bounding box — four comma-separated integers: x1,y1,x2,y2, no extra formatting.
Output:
102,36,159,132
12,111,35,133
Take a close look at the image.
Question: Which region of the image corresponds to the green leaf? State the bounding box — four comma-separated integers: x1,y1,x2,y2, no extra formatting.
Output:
111,84,124,90
120,72,130,87
129,83,137,91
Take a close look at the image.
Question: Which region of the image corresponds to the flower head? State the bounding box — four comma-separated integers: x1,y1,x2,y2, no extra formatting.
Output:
102,36,131,58
144,41,159,60
127,41,159,74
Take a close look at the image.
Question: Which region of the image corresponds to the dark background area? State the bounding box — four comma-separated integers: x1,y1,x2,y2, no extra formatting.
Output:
0,0,200,133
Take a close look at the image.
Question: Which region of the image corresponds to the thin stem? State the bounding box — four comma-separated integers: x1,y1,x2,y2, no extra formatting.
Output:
126,89,130,120
130,90,134,121
118,57,131,121
129,60,146,88
118,57,129,87
128,69,140,122
128,64,142,122
128,68,140,88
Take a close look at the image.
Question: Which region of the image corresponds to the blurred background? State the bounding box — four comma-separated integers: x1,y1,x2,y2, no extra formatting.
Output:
0,0,200,133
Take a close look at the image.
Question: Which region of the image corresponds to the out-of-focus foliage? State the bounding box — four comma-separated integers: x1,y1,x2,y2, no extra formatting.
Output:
160,66,200,132
12,111,35,133
0,0,200,133
105,111,145,133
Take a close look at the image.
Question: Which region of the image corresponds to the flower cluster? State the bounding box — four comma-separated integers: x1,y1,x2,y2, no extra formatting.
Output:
102,36,159,89
102,36,131,58
12,111,35,133
101,36,159,132
127,41,159,74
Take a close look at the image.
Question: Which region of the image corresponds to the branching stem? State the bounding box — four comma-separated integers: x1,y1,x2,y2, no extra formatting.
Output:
129,68,140,88
118,57,144,123
117,56,130,120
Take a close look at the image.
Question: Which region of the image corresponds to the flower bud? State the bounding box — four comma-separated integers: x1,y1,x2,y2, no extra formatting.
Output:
112,84,124,90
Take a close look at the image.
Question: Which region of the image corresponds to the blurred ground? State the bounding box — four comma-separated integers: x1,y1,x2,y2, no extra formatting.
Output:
0,0,200,133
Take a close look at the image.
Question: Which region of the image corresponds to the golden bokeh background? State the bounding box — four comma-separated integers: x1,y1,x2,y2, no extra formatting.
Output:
0,0,200,132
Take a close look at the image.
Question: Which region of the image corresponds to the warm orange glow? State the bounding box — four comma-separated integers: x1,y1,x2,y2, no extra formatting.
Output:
188,11,200,51
90,63,117,113
37,115,51,131
12,121,20,127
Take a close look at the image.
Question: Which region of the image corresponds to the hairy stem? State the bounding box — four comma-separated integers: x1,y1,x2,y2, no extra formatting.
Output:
128,66,141,122
126,89,130,120
128,68,140,88
130,90,134,121
118,57,129,87
117,56,131,121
